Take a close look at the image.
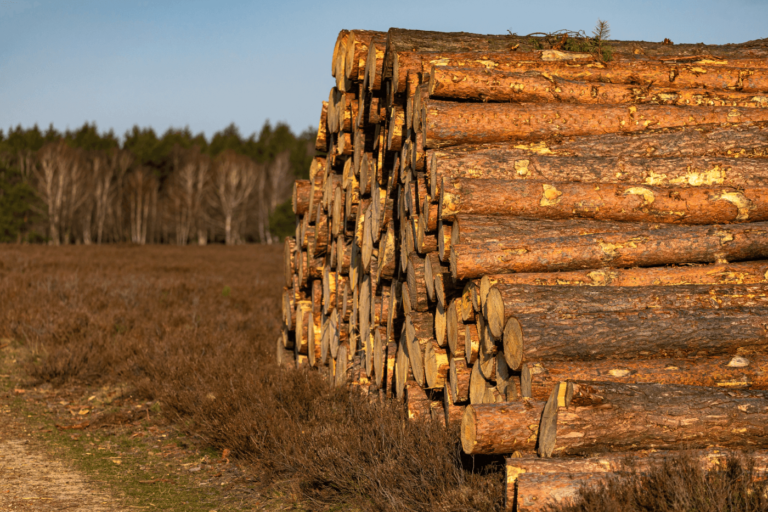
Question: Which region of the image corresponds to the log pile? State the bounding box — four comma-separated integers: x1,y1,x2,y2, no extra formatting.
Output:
278,28,768,511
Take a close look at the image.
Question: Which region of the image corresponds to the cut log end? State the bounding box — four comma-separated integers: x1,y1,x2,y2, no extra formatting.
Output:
537,381,574,458
486,286,504,339
503,317,524,370
460,405,477,454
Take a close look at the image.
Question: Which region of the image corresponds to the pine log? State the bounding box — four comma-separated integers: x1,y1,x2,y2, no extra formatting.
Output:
434,271,458,310
422,100,768,149
478,325,499,382
405,380,432,420
294,300,312,356
414,217,438,254
443,382,466,426
449,355,471,403
425,339,449,389
276,336,295,369
313,208,330,258
315,101,328,152
434,301,447,347
446,301,465,356
538,381,768,457
451,222,768,279
480,261,768,289
292,180,312,216
372,326,386,387
282,289,295,331
322,267,337,316
344,30,386,80
449,215,632,249
364,40,386,92
436,127,768,175
438,220,452,262
440,178,768,224
335,342,350,387
460,281,476,322
387,280,403,343
464,322,480,365
504,306,768,371
387,106,406,152
406,252,431,312
521,353,768,401
405,311,434,386
469,362,493,405
461,399,544,454
395,336,410,401
429,154,768,200
506,449,768,512
420,200,439,232
411,49,768,87
487,282,768,339
515,472,614,512
385,341,397,399
423,252,441,302
283,237,296,287
429,66,768,106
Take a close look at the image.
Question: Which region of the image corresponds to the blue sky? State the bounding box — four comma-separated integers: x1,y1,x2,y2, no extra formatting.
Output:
1,0,767,139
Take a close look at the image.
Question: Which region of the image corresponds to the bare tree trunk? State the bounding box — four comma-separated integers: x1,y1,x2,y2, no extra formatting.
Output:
210,150,259,246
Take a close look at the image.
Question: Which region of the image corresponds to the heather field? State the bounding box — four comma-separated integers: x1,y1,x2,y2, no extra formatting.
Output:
0,245,503,511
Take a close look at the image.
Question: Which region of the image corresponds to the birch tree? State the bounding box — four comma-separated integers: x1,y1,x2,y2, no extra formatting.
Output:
167,147,209,245
210,150,258,245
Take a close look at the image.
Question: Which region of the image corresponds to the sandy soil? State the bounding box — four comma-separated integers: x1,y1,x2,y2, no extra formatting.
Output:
0,402,124,511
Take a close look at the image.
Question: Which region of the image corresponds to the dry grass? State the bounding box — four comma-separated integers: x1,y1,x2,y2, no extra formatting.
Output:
552,453,768,512
0,245,503,511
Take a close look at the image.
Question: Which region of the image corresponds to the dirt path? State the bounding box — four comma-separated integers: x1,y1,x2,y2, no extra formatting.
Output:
0,407,125,512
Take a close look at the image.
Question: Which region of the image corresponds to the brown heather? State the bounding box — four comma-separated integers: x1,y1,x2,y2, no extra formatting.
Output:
0,245,503,511
552,453,768,512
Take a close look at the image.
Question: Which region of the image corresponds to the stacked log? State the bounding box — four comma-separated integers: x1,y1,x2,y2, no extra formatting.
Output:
279,27,768,511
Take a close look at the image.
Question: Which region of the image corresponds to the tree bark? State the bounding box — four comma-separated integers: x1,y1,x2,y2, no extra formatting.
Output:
440,178,768,224
422,99,768,149
479,260,768,289
514,472,614,512
283,237,296,287
538,381,768,456
503,307,768,371
432,153,768,207
427,124,768,198
451,222,768,279
487,282,768,339
521,353,768,401
506,449,768,512
428,66,768,106
450,215,645,251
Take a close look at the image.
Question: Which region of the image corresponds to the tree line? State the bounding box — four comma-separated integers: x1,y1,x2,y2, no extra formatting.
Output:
0,122,316,245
